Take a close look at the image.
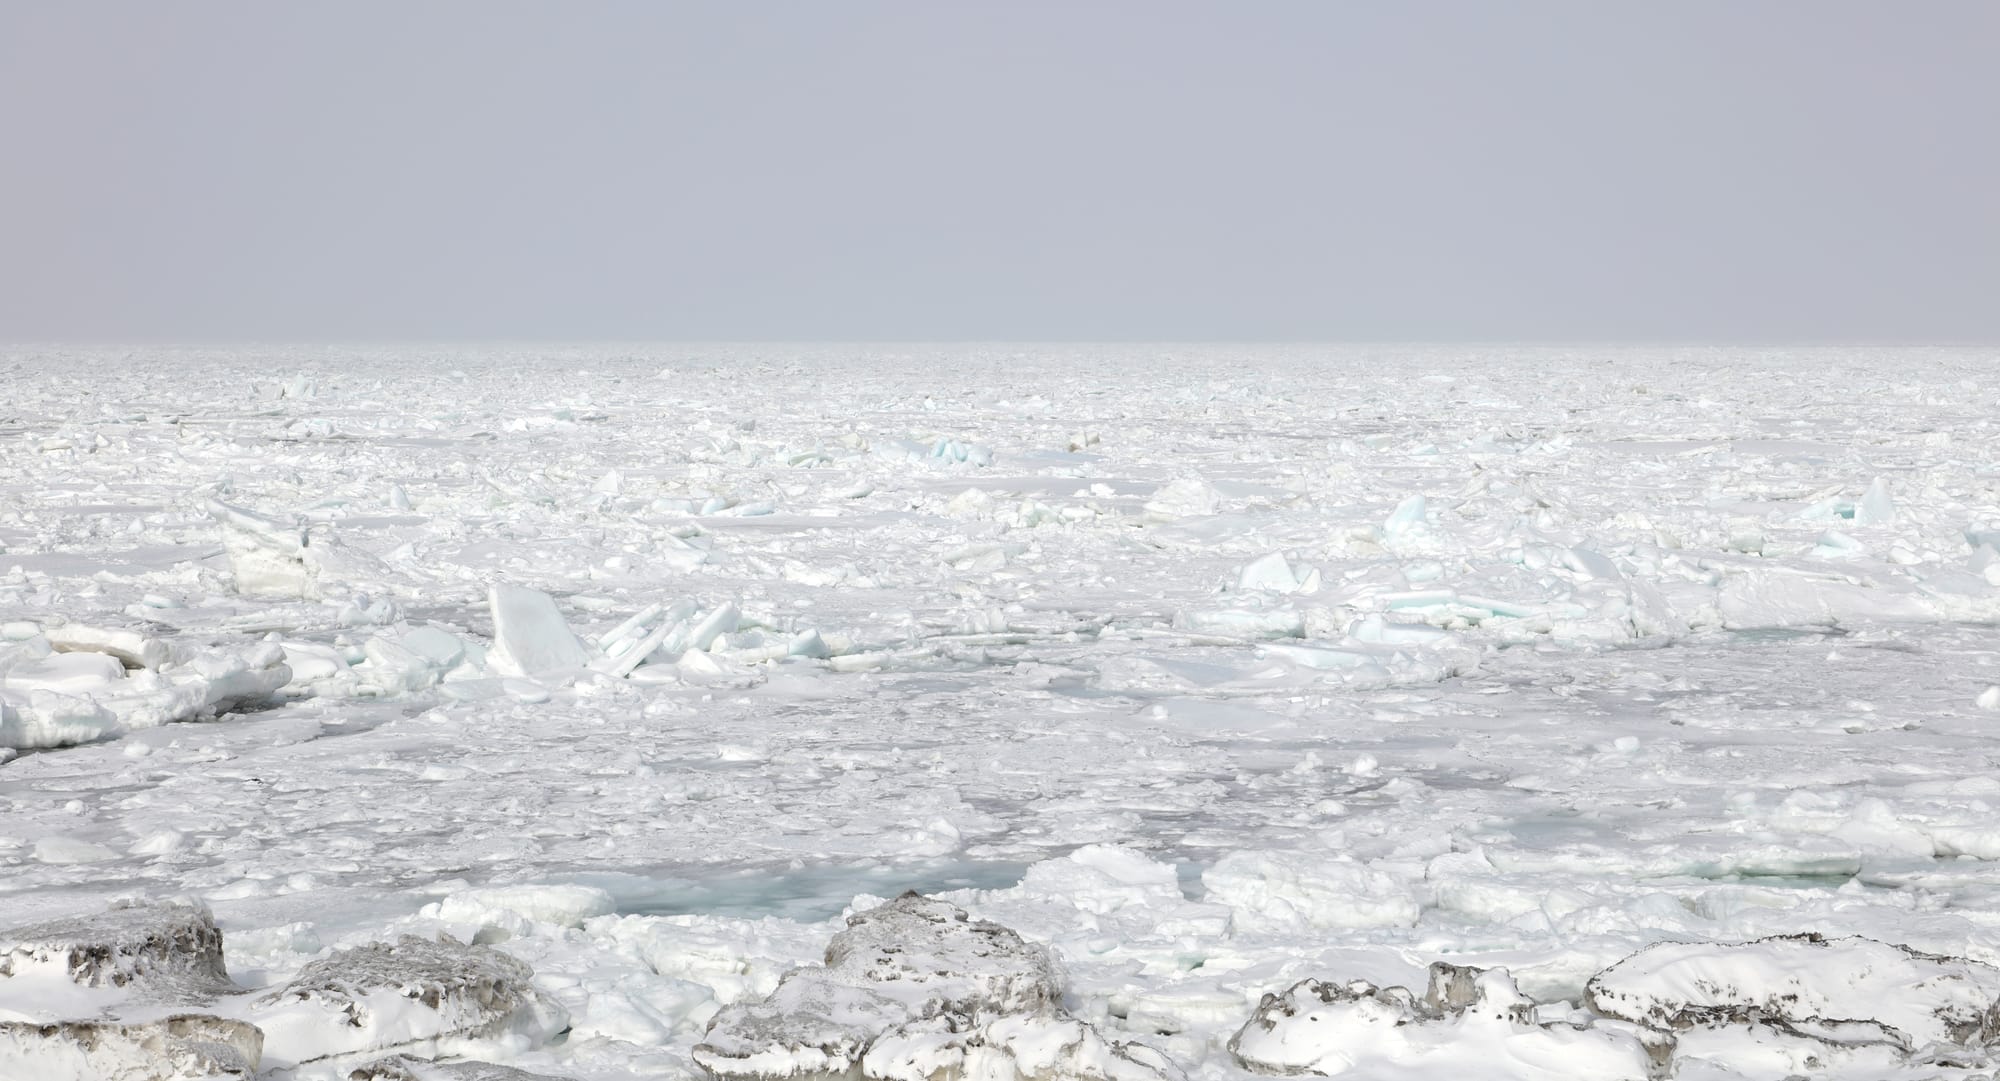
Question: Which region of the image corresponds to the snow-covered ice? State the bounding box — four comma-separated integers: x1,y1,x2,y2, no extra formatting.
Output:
5,343,2000,1079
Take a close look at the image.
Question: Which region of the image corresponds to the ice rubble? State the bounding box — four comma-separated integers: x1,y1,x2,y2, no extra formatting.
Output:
206,499,392,601
1201,852,1419,933
2,574,851,749
423,884,618,941
0,625,290,750
694,893,1176,1081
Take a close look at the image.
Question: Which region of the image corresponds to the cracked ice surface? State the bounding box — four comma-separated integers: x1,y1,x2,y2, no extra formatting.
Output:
5,344,2000,1079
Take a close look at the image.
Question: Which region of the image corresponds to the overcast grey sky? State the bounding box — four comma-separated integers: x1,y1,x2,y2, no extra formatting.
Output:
1,3,1993,343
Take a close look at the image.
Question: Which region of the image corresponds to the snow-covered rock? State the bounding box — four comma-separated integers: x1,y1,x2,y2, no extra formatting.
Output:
249,934,567,1071
695,893,1175,1081
0,902,259,1080
0,900,234,1000
1586,933,2000,1055
0,1014,265,1081
1230,964,1649,1079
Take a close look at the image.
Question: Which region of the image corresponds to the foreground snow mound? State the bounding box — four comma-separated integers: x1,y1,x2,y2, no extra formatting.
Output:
0,900,234,1001
251,934,567,1071
1229,964,1650,1080
1586,933,2000,1064
348,1054,579,1080
694,893,1176,1081
0,1013,264,1081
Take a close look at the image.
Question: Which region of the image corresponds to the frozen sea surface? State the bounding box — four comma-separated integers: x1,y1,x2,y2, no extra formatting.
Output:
4,344,2000,1079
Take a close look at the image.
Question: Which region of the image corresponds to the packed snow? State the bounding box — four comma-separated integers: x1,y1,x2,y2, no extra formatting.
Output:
4,343,2000,1079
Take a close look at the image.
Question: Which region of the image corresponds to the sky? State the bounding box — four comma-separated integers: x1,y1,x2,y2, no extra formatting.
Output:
1,3,1994,343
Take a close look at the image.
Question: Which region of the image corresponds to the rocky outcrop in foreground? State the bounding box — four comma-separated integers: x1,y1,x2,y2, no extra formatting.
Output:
0,901,567,1081
251,933,569,1072
1231,934,2000,1079
695,892,1178,1081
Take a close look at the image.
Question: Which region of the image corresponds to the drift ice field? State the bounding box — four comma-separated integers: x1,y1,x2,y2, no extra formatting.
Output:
6,343,2000,1080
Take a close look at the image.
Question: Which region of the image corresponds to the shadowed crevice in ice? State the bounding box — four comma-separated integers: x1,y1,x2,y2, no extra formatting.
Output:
694,893,1178,1081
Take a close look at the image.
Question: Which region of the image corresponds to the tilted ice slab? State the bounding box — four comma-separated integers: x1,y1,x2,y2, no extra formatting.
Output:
694,893,1177,1081
1228,964,1651,1080
486,585,594,678
249,934,568,1072
0,902,263,1081
1586,933,2000,1056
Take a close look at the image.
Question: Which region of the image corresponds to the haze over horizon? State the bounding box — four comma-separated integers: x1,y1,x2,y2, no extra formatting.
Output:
3,2,1995,344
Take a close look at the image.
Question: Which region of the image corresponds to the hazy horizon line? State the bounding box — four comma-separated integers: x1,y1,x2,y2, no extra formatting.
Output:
5,338,1997,351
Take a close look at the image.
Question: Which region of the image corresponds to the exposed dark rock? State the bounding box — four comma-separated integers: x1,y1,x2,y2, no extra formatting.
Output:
0,900,235,1001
